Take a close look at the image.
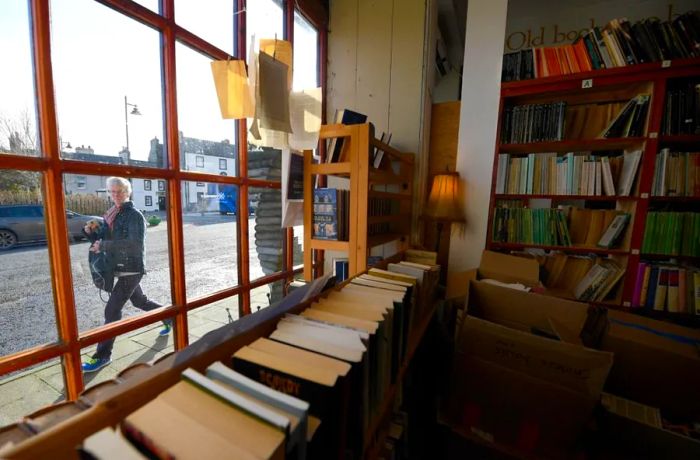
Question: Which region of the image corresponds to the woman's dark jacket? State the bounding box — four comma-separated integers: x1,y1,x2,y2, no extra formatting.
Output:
100,201,147,274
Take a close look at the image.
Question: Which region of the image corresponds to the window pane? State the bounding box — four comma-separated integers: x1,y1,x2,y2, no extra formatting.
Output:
176,42,237,173
250,280,284,312
293,225,304,269
0,1,39,157
247,0,283,54
51,0,165,167
182,181,239,300
0,172,59,356
67,174,172,335
249,181,284,281
293,11,319,90
0,359,65,426
80,324,175,389
174,0,234,55
187,296,239,344
132,0,160,14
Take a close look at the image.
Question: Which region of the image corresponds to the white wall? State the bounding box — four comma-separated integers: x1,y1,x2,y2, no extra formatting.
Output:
448,0,508,272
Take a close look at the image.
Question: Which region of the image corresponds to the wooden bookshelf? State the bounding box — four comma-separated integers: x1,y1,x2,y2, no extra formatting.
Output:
487,56,700,321
303,123,414,281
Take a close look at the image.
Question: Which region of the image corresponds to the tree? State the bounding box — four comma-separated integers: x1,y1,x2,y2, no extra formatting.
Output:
0,110,41,191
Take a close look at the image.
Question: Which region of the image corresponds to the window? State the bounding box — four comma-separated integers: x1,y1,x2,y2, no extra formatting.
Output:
0,0,326,419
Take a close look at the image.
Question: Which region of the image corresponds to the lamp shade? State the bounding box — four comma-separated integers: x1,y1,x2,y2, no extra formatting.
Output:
424,172,465,222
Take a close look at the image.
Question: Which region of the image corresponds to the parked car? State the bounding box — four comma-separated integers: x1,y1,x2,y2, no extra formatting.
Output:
0,204,103,250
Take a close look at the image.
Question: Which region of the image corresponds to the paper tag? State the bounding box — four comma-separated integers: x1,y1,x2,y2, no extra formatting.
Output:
581,79,593,89
649,132,658,139
623,301,631,307
662,60,671,68
641,193,649,199
631,249,640,255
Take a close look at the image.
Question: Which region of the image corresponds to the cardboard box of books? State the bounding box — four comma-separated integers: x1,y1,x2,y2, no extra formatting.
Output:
599,392,700,460
447,280,613,455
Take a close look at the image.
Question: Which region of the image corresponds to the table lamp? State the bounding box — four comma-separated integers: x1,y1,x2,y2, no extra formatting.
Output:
424,171,466,252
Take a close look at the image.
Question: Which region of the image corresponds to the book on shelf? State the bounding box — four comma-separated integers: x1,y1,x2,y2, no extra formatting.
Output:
573,259,625,302
333,257,349,282
662,81,700,135
121,369,288,460
492,206,572,247
327,108,368,163
652,149,700,196
500,101,567,144
501,11,700,82
617,150,642,196
372,132,392,169
312,188,350,241
599,94,650,138
631,261,700,315
642,211,700,256
598,213,631,248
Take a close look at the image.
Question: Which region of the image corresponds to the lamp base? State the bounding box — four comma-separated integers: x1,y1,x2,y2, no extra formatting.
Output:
435,221,444,253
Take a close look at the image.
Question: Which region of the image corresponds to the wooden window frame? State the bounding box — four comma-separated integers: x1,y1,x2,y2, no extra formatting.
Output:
0,0,327,400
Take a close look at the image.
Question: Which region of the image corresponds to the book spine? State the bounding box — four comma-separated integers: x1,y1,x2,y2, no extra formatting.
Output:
631,262,647,307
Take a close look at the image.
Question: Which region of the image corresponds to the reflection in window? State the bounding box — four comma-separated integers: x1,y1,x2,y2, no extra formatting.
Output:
67,173,172,335
0,1,39,156
219,158,227,170
182,181,239,301
176,42,236,172
0,171,58,357
51,0,165,167
187,296,239,344
250,181,285,282
144,179,152,191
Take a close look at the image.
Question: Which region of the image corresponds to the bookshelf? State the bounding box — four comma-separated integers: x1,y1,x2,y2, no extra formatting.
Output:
487,55,700,323
303,123,414,281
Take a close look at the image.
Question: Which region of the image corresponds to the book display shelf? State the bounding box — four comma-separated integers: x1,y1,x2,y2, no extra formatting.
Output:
303,123,414,281
487,56,700,326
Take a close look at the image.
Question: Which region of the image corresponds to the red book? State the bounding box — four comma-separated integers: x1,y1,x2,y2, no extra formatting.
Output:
544,47,562,76
556,47,571,75
573,39,593,71
631,262,647,307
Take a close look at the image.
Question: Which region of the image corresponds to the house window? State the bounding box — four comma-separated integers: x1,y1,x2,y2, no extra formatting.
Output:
145,196,152,206
196,155,204,167
158,180,165,191
144,179,152,191
196,182,204,187
76,176,86,189
219,158,227,170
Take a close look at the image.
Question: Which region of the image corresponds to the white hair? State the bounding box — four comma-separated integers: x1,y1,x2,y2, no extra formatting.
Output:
106,176,132,195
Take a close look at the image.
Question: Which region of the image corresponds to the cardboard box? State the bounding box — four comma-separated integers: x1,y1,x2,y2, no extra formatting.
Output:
447,280,613,456
599,393,700,460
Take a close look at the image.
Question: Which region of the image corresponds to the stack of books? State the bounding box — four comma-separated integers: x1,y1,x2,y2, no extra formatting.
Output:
119,261,439,459
500,101,567,144
495,150,642,196
631,262,700,313
502,11,700,82
491,207,572,246
652,149,700,196
642,212,700,256
599,95,650,138
542,253,625,302
662,81,700,135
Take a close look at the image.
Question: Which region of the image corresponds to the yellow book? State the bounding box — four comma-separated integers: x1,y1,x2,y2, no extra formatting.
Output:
367,268,417,286
639,265,652,306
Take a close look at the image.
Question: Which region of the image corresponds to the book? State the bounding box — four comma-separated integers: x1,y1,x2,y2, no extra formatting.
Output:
631,262,647,307
327,109,368,163
617,150,642,196
653,268,670,311
313,188,338,240
597,213,630,248
372,132,392,169
81,427,147,460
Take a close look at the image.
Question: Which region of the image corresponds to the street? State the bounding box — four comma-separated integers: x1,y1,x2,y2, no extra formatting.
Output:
0,215,265,357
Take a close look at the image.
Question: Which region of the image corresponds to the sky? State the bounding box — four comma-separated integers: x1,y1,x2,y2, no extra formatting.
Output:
0,0,317,163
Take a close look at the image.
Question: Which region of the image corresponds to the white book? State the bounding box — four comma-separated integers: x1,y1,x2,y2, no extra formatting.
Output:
595,161,602,196
601,157,615,196
597,213,630,248
618,150,642,196
387,262,425,285
573,264,609,300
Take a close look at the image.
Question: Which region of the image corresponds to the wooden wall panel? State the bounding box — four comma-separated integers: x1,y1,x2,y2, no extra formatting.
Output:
327,0,359,116
429,101,460,175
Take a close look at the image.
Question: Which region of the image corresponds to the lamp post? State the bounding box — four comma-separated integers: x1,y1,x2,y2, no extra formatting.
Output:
124,95,141,152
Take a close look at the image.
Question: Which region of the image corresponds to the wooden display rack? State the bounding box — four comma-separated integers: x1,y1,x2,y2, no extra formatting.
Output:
303,123,414,281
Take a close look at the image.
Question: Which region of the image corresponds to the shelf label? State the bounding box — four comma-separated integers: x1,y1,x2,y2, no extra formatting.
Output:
641,193,649,199
649,132,658,138
581,79,593,89
623,301,631,307
662,60,671,68
631,249,640,255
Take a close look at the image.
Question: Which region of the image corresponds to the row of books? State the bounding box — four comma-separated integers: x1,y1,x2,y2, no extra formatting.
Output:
495,150,641,196
502,11,700,81
120,259,438,459
493,205,630,249
542,253,624,302
662,81,700,135
600,94,650,139
631,263,700,314
641,212,700,256
500,101,566,144
651,149,700,196
312,188,349,241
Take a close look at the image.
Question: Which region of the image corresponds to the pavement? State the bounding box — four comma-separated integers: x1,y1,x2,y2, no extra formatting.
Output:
0,289,274,427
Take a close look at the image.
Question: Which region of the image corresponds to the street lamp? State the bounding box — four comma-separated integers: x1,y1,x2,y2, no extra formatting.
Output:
124,95,141,152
